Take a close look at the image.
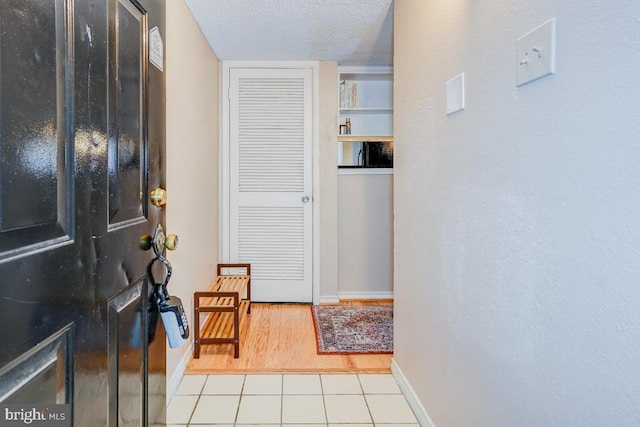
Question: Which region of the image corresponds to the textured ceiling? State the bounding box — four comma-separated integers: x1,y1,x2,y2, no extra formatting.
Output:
183,0,394,66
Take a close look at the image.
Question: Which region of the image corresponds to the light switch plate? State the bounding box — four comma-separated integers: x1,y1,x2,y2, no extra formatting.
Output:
446,72,465,115
516,18,556,87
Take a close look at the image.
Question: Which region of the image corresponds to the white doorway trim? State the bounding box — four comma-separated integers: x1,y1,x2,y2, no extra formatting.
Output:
220,60,320,305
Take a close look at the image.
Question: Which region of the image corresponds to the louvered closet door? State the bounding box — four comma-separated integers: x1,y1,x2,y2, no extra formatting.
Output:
229,68,313,302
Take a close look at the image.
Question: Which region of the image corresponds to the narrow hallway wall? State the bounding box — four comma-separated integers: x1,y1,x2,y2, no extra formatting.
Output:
165,0,220,400
318,62,339,302
393,1,640,425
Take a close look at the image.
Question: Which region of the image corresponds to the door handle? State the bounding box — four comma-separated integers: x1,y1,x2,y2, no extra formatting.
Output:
150,187,167,207
139,225,178,252
301,196,310,203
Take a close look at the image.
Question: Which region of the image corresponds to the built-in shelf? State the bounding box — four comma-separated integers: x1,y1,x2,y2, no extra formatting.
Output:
337,66,393,168
338,168,394,175
340,72,393,82
339,108,393,114
337,136,393,142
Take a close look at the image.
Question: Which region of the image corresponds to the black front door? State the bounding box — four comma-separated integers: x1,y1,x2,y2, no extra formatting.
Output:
0,0,166,425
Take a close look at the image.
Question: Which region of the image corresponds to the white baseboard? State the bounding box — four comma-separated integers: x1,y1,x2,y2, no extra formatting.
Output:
391,358,435,427
319,295,340,304
338,291,394,300
166,341,194,406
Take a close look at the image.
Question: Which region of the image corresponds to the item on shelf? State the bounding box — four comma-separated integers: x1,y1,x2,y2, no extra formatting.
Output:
345,118,351,135
340,80,358,108
339,124,347,135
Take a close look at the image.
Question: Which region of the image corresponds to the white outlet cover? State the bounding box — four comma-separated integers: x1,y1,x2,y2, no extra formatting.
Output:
446,72,465,115
516,18,556,87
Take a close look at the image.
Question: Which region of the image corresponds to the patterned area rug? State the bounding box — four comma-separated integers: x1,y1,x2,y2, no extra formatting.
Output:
311,305,393,354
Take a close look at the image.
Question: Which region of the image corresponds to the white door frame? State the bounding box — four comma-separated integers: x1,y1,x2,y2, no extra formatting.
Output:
220,60,320,305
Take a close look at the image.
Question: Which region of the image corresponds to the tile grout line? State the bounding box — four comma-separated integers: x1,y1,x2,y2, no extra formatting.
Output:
187,392,201,426
190,375,207,427
358,373,377,426
320,374,329,426
233,374,246,425
280,374,284,425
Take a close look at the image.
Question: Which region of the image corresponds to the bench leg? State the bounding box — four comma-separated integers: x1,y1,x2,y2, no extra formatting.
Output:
247,277,251,314
233,305,240,358
193,298,200,359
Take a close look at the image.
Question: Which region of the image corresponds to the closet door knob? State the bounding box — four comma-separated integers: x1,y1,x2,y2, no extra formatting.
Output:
301,196,310,203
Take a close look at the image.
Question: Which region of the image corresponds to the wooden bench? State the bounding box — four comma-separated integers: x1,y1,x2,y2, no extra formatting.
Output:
193,263,251,359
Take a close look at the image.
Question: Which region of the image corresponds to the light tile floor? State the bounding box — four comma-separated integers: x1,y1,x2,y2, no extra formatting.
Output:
168,373,420,426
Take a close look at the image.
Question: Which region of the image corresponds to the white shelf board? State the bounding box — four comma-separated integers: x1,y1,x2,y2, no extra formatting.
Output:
337,135,393,142
339,107,393,114
337,168,394,175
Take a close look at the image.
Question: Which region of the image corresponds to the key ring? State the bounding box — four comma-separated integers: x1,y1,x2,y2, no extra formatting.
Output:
145,224,173,303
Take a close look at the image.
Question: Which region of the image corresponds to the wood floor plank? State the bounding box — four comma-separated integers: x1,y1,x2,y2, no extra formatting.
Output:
186,302,393,374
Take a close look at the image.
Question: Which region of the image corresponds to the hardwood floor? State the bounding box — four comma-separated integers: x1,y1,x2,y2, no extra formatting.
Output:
185,301,393,374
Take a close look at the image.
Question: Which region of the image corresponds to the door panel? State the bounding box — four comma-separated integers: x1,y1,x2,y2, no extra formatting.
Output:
0,0,72,255
108,282,145,427
0,0,166,425
0,327,72,404
228,67,313,303
109,0,147,227
238,206,305,280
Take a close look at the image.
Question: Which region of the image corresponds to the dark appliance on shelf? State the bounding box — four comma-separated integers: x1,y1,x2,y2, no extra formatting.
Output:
362,140,393,168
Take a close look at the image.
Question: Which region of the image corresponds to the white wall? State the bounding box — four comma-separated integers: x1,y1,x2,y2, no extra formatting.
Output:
394,1,640,426
338,173,393,298
165,0,220,401
318,62,340,301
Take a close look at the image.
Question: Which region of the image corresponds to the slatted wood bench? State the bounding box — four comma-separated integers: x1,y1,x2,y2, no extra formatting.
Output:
193,263,251,359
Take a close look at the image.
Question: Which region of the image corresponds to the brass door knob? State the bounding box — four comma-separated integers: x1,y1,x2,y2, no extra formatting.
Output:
139,227,177,252
150,187,167,207
139,233,152,251
165,234,178,251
